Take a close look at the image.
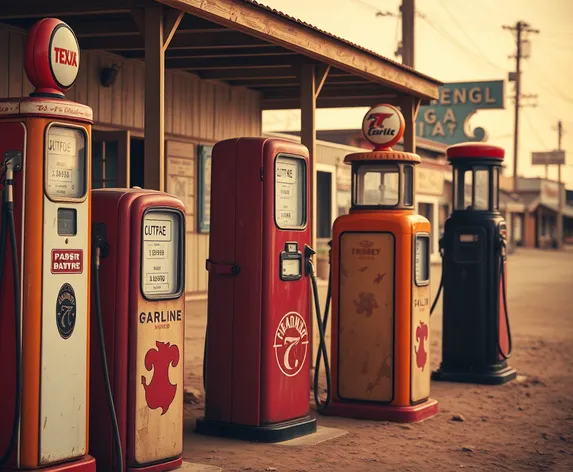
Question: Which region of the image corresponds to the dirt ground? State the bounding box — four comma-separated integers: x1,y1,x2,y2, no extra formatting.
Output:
181,248,573,472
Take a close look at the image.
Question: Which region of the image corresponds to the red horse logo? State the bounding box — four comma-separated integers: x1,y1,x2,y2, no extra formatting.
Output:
141,341,180,415
367,112,393,129
414,321,428,371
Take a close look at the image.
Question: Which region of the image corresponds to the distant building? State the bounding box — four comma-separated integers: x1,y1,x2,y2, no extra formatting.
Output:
514,177,573,248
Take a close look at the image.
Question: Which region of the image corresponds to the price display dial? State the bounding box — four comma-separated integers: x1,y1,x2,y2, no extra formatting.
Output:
414,234,430,286
141,210,184,299
274,154,306,229
45,125,86,200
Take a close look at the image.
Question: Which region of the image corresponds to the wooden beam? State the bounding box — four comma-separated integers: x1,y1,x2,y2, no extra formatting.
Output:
399,95,421,153
167,54,300,70
163,8,184,49
198,67,297,80
263,85,395,100
144,4,165,191
78,29,269,50
262,95,398,110
227,76,370,88
315,64,330,99
299,62,317,369
157,0,441,100
120,44,284,59
0,0,151,19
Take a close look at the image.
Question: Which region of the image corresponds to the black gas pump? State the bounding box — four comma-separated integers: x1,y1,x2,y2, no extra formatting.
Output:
431,143,517,385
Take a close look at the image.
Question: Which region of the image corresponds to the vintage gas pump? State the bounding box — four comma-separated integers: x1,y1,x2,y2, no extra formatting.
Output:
196,137,317,442
431,143,516,385
89,189,186,471
0,18,96,471
315,104,439,423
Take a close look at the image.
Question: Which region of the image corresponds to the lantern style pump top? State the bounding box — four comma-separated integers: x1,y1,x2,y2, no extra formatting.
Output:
345,103,421,211
447,143,505,213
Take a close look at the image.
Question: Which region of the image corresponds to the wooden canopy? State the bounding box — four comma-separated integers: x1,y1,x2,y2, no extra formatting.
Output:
0,0,442,109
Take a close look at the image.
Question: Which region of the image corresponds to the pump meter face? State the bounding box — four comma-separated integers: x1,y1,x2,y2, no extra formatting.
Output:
414,234,430,286
141,209,184,299
45,124,86,200
275,154,306,229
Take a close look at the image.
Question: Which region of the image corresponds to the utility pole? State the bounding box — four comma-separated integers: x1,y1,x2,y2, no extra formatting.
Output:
503,20,539,248
557,120,564,249
401,0,415,67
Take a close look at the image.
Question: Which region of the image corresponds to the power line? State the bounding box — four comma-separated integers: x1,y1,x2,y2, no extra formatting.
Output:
418,12,506,72
437,0,500,70
523,110,549,149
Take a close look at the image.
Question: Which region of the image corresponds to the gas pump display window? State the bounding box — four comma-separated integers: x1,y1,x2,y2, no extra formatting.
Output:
454,168,473,210
45,124,86,200
353,164,399,207
493,167,499,210
275,154,306,229
474,167,489,210
403,165,414,206
141,210,184,299
414,234,430,286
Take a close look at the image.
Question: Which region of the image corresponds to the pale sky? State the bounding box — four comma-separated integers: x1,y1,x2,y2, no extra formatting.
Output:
260,0,573,189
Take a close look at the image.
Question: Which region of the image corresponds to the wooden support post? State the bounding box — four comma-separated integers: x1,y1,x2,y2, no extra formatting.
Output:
400,95,421,153
300,63,318,373
300,63,317,251
142,5,183,190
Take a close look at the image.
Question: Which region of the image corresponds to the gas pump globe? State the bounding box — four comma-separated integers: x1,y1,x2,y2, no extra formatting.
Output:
432,142,516,385
319,104,438,423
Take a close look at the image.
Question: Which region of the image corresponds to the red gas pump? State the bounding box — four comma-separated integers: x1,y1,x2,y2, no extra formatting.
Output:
90,189,186,471
196,137,317,442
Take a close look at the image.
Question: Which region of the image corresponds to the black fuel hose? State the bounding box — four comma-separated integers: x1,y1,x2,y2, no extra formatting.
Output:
308,259,331,411
430,246,444,316
93,246,124,472
498,241,513,360
0,166,23,468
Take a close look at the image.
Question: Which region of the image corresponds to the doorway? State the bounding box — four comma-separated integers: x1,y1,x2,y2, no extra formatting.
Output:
317,170,332,239
92,130,145,189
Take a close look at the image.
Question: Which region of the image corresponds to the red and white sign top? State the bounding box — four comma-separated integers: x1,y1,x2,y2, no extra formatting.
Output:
24,18,80,97
361,103,405,151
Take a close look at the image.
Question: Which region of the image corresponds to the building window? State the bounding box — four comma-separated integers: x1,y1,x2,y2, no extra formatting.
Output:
92,140,118,189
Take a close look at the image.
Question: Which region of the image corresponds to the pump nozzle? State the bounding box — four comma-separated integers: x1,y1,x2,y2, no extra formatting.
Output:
304,244,315,276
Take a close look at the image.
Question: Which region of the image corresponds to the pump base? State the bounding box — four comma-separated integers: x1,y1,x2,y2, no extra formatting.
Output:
0,455,96,472
432,364,517,385
320,398,439,423
195,415,317,443
127,455,183,472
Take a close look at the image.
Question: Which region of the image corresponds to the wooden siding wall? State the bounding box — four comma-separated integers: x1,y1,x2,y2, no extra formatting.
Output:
0,23,262,296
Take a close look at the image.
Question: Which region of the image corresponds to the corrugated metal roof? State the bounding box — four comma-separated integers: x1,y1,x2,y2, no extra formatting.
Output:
243,0,443,85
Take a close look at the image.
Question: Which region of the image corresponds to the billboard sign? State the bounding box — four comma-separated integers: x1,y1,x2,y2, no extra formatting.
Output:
531,150,565,166
415,80,505,145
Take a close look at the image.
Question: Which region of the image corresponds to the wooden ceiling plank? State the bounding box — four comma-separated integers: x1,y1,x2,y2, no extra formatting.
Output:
263,95,398,110
78,29,269,50
198,68,296,80
165,54,300,69
0,0,151,19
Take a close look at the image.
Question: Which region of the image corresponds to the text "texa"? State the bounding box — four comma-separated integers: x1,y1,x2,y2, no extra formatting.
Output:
54,47,78,67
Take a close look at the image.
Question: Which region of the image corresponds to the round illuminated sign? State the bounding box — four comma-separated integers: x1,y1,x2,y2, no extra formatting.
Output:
361,103,405,150
24,18,80,97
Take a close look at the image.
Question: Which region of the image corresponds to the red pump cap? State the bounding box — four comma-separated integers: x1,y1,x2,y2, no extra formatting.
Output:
24,18,80,97
446,142,505,161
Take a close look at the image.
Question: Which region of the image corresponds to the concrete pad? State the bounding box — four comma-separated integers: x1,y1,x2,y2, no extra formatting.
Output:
179,461,223,472
276,426,348,447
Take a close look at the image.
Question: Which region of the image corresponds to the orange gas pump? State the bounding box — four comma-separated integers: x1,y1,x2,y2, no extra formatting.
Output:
313,104,439,423
0,18,96,471
89,189,186,472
